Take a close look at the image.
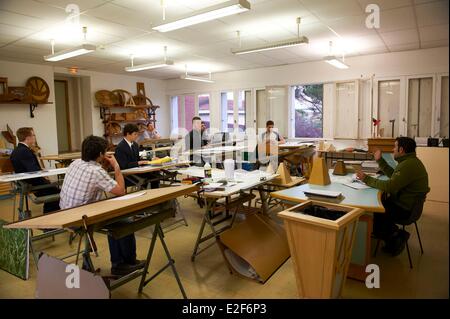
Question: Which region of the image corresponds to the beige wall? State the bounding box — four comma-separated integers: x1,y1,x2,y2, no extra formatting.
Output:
0,60,58,158
0,60,169,168
417,146,449,203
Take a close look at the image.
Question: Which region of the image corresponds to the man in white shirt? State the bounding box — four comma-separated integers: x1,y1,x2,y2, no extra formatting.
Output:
60,135,144,276
140,122,161,141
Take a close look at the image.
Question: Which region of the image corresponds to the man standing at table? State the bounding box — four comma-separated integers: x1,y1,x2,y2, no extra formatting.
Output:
60,135,144,276
115,124,160,189
10,127,60,215
356,136,429,256
261,120,286,145
185,116,207,165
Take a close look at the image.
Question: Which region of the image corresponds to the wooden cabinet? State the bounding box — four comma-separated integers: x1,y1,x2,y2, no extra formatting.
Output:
367,138,396,153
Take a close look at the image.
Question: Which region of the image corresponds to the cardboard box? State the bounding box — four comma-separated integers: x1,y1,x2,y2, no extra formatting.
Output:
219,213,290,283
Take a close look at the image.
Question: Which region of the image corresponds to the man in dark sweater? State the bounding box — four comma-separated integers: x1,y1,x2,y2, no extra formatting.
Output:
10,127,60,215
185,116,207,165
115,124,160,189
357,136,429,256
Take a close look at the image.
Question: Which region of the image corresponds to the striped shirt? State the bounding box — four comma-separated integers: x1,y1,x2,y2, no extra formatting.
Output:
59,159,117,209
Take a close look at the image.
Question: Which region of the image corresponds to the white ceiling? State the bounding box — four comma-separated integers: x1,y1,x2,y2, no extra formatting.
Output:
0,0,448,79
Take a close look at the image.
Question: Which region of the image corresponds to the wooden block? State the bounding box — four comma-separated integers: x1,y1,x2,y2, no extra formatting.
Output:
333,160,347,175
275,163,292,185
309,157,330,185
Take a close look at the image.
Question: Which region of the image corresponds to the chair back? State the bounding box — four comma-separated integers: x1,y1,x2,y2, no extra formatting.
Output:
398,195,426,225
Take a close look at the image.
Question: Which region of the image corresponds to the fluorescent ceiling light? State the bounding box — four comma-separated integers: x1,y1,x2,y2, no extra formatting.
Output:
125,46,174,72
324,56,349,69
180,74,214,83
153,0,250,32
231,36,309,55
125,60,174,72
44,44,96,61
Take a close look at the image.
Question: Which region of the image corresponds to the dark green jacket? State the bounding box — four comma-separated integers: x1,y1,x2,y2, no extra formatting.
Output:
363,153,430,210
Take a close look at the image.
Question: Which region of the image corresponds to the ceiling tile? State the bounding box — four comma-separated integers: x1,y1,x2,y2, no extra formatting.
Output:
357,0,412,11
377,6,416,32
380,28,420,45
421,38,449,48
84,3,155,31
299,0,364,20
387,42,420,51
325,15,379,37
0,23,34,38
415,0,449,27
419,24,449,42
32,0,110,11
0,0,67,22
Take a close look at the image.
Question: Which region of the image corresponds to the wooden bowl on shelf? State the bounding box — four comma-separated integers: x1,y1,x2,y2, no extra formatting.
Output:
107,122,122,135
95,90,119,107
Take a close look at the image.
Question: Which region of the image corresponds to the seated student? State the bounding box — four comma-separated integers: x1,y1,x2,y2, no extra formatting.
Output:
59,135,144,276
10,127,60,215
140,122,161,141
115,124,160,189
261,120,286,144
356,136,429,256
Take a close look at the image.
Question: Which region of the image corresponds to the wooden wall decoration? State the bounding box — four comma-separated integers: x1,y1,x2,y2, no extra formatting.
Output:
136,82,146,97
8,87,31,103
26,77,50,103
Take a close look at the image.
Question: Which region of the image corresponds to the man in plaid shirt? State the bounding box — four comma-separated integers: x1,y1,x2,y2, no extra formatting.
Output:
60,135,144,276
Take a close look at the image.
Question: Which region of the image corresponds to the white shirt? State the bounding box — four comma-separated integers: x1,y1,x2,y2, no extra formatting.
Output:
124,138,133,149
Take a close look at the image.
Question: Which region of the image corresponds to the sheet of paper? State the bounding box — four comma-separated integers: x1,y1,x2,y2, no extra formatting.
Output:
343,182,371,190
111,191,146,201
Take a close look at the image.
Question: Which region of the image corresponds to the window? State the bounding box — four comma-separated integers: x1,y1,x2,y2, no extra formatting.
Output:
292,84,323,138
184,95,195,131
407,77,433,138
170,96,182,133
335,81,358,138
221,92,234,132
198,94,210,128
238,90,249,132
170,95,195,132
378,80,400,137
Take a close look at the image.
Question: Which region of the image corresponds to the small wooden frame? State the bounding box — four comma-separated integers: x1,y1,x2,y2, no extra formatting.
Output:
8,86,31,103
136,82,146,97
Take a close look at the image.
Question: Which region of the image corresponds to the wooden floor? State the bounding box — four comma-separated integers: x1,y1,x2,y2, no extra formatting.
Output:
0,193,448,299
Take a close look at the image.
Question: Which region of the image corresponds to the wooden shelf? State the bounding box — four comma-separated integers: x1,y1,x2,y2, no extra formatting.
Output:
105,119,150,123
97,104,159,109
0,101,53,104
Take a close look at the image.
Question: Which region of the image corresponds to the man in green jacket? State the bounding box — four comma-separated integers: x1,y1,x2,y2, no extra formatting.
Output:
356,137,429,256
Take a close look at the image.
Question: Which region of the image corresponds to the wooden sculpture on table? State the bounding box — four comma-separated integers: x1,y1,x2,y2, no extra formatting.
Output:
332,160,347,176
276,162,292,184
309,157,330,185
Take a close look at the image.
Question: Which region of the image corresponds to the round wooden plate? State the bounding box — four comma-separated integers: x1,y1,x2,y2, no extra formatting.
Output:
26,76,50,103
